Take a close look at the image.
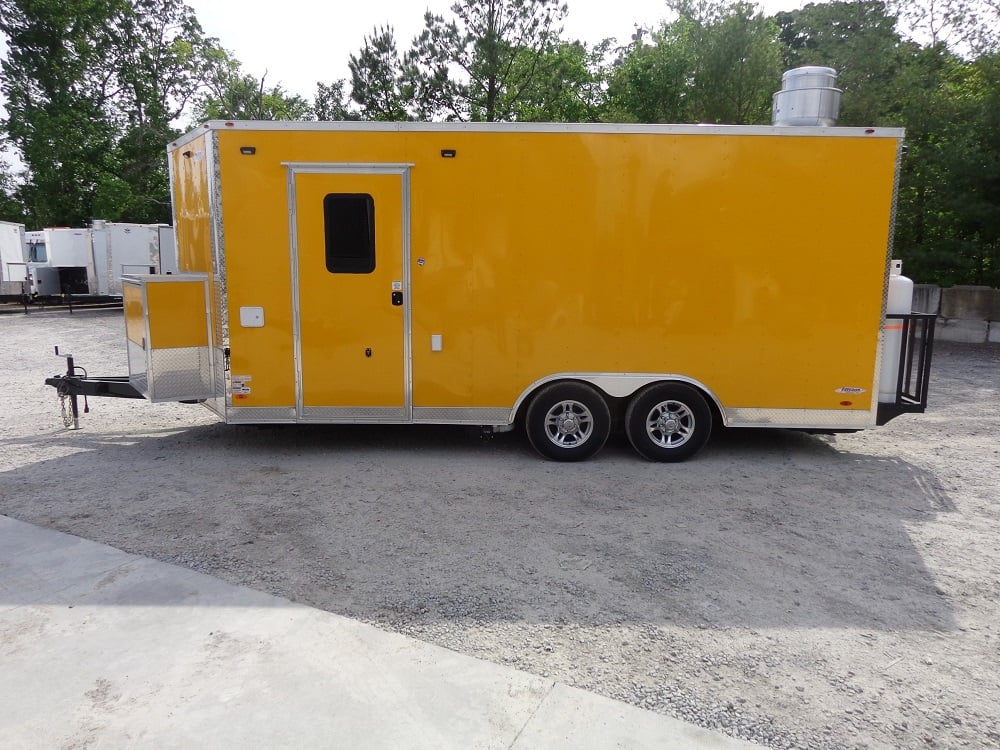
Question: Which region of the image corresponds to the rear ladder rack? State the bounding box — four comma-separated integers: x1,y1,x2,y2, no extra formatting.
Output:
877,313,936,425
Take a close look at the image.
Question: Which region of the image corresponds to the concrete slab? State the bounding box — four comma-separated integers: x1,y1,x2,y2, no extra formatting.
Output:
935,318,989,344
515,683,749,749
911,284,941,315
0,516,758,749
940,286,999,320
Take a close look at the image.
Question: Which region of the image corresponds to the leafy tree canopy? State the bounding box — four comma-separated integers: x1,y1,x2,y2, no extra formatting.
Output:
0,0,230,225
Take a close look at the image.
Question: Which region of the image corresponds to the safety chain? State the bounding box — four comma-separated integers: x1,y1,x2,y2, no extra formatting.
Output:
59,392,73,428
57,382,74,428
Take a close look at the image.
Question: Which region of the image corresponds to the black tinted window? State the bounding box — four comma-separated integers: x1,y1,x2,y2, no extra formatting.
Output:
324,193,375,274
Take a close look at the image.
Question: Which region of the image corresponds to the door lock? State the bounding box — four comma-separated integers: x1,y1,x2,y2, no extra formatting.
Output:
391,291,403,306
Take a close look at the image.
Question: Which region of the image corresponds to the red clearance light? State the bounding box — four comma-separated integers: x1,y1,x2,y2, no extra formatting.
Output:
865,128,876,134
839,400,853,406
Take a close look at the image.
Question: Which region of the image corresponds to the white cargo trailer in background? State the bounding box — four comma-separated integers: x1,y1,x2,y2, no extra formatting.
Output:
0,221,28,296
24,228,98,295
14,222,176,299
157,224,177,275
91,222,177,295
24,228,63,296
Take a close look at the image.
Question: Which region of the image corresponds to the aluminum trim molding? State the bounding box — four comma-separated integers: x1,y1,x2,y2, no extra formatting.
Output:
870,138,907,419
126,339,148,398
412,407,511,424
283,163,414,175
213,344,226,406
141,282,154,401
206,132,231,412
725,408,875,429
300,406,408,421
121,272,209,284
400,169,413,420
166,143,180,264
167,123,216,152
186,120,905,139
201,275,217,403
201,398,226,419
287,167,304,418
226,406,297,423
287,164,412,421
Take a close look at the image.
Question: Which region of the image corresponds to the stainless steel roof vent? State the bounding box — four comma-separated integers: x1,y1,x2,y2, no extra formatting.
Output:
772,66,842,127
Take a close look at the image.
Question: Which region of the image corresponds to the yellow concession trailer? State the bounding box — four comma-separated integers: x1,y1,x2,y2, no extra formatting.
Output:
47,121,935,461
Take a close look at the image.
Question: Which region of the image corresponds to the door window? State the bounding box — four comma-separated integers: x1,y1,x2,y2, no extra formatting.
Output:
324,193,375,274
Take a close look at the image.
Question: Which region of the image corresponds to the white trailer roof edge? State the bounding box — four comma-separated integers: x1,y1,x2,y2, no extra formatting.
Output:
168,120,905,151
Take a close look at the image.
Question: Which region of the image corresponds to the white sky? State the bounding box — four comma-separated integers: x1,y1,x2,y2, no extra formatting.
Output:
184,0,812,100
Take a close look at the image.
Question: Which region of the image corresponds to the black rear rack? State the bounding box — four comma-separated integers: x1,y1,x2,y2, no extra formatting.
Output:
877,313,936,425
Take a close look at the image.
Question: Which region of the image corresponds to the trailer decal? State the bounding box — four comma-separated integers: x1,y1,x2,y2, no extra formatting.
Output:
231,375,252,395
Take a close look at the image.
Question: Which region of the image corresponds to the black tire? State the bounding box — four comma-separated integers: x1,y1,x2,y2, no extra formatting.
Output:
625,383,712,462
524,382,611,462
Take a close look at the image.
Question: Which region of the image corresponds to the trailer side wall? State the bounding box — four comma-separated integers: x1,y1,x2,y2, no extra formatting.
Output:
171,125,899,424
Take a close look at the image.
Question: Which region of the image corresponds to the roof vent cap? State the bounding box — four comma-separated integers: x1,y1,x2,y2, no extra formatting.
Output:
772,66,842,127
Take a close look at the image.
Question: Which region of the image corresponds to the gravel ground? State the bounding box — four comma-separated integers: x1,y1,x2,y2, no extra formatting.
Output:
2,308,999,749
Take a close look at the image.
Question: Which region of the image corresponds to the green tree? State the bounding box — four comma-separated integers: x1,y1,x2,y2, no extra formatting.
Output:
312,80,360,121
604,26,694,123
771,1,1000,285
0,0,230,226
110,0,226,222
1,0,126,226
888,0,1000,54
681,0,783,123
348,26,411,120
607,0,782,124
894,48,1000,286
194,68,313,121
775,1,910,126
510,39,612,122
402,0,568,121
0,160,26,223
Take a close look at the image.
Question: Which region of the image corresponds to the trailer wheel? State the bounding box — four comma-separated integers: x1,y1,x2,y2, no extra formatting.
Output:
625,383,712,462
525,382,611,462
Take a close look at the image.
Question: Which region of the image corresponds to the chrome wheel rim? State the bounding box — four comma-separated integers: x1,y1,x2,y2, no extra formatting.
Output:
543,400,595,448
645,400,695,448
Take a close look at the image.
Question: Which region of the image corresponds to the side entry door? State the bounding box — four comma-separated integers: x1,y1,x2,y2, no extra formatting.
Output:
291,166,409,420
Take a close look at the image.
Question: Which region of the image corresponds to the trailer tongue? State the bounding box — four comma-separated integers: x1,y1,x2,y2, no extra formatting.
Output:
44,347,144,430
